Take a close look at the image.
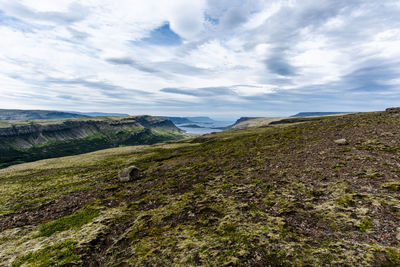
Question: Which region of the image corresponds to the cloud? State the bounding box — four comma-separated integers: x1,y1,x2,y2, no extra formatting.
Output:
46,77,152,98
0,0,400,118
0,1,89,25
167,0,206,39
265,55,298,76
155,62,211,76
106,57,210,77
106,57,159,73
161,86,236,97
0,10,38,32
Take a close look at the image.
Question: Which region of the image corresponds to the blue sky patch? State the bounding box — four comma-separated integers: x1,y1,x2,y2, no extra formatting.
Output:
141,22,182,46
205,13,219,25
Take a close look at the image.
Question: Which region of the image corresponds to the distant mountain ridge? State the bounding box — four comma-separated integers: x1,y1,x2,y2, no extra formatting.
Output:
162,116,216,125
291,112,349,117
68,111,130,117
0,109,88,121
0,109,132,121
161,117,193,124
186,116,215,123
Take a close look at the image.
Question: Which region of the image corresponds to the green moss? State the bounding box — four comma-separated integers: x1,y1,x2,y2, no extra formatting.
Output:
37,208,100,237
381,181,400,191
356,169,384,178
336,194,356,207
11,239,79,267
356,217,373,233
386,248,400,265
219,222,237,235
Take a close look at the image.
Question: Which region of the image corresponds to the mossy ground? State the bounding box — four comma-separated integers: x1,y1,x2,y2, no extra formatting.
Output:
0,110,400,266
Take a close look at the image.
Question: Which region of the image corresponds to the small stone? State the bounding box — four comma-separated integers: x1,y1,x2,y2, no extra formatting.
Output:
397,230,400,241
119,166,140,182
334,138,348,145
380,132,394,137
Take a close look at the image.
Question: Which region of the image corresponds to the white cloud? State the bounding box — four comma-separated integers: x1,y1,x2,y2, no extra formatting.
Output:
0,0,399,117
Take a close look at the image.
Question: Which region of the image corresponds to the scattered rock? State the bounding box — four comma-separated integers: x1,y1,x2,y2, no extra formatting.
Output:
380,132,394,137
188,211,195,217
396,228,400,241
385,107,400,113
119,166,140,182
334,138,348,145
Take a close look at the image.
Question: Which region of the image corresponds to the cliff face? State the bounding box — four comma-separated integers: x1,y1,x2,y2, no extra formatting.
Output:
228,117,285,130
0,116,182,168
0,109,88,120
232,117,262,125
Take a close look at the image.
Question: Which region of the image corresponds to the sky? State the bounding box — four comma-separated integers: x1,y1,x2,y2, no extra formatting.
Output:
0,0,400,119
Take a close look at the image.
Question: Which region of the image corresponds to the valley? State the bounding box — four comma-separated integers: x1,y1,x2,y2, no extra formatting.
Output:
0,116,183,168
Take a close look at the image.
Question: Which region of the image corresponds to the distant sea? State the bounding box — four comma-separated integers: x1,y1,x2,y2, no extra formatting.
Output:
177,120,234,134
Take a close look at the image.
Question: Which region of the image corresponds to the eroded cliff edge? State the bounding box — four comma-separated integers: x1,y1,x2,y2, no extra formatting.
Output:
0,116,183,168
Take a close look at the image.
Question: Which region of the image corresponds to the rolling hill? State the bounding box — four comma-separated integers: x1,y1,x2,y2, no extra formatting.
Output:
0,109,88,121
0,108,399,266
229,117,286,129
291,112,350,117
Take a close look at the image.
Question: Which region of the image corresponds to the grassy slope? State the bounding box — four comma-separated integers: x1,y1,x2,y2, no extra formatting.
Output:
1,110,400,266
0,116,183,168
231,117,286,129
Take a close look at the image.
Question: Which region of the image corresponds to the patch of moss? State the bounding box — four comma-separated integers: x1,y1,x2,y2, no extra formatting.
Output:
11,239,79,267
37,208,100,237
381,181,400,191
356,169,384,179
356,217,373,233
386,248,400,266
336,194,356,207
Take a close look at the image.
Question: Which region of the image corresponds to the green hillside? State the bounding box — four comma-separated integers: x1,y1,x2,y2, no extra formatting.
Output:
0,116,183,168
0,109,399,266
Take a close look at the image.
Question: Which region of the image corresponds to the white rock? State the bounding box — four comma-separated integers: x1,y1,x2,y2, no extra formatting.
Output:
334,138,348,145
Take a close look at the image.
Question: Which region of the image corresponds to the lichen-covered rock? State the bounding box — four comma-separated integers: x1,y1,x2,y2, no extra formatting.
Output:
334,138,348,145
386,107,400,113
119,166,140,182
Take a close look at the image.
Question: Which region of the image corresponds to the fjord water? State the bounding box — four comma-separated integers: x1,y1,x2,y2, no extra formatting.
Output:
176,120,234,134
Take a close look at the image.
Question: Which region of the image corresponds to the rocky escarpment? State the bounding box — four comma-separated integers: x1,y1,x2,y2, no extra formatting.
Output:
0,116,183,168
233,117,262,125
290,112,349,117
0,109,88,120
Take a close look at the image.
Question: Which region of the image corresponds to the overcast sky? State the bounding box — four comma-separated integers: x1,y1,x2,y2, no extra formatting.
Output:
0,0,399,119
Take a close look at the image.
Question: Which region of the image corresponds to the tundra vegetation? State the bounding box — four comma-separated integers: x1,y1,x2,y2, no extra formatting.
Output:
0,110,399,266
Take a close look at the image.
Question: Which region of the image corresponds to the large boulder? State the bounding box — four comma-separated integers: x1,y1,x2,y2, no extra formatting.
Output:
119,166,140,182
386,107,400,113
